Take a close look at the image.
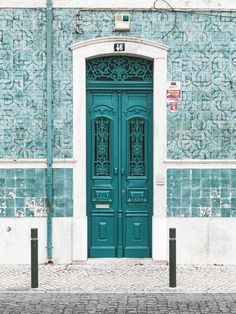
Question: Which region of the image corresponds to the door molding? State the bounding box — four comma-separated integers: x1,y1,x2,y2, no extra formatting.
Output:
71,36,169,261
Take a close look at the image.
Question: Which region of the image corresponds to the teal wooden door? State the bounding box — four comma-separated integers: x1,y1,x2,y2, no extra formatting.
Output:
86,56,153,258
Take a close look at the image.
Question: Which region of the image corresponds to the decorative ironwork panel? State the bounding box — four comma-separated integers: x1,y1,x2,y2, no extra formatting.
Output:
129,118,145,176
94,118,111,176
87,57,153,82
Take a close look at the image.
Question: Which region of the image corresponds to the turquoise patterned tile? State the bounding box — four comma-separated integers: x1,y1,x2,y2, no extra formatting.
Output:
182,188,191,198
192,207,200,217
167,169,236,217
0,168,73,217
221,208,231,217
211,208,221,217
181,208,191,217
221,189,230,198
231,198,236,208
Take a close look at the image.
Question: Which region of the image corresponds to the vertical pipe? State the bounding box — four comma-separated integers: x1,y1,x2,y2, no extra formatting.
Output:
46,0,53,261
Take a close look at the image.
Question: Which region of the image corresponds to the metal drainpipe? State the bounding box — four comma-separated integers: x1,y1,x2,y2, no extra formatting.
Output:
46,0,53,262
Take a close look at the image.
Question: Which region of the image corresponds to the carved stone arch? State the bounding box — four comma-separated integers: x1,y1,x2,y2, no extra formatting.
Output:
71,36,169,262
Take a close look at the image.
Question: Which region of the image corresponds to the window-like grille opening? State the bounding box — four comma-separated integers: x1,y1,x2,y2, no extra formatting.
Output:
129,118,145,176
94,118,111,176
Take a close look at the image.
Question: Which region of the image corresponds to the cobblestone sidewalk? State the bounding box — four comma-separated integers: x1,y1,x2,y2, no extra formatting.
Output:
1,293,236,313
1,260,236,293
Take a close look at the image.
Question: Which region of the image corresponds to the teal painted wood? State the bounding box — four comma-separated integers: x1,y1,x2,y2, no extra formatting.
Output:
87,56,153,258
121,91,153,258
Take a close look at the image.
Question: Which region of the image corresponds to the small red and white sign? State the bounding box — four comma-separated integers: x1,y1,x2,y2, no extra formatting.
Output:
166,81,181,99
168,101,178,111
166,90,181,99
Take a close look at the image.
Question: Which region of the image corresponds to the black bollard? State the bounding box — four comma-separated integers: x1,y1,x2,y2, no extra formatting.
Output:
31,228,38,288
169,228,176,288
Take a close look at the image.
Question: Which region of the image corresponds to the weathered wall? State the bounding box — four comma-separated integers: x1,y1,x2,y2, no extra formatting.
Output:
167,169,236,217
0,9,236,220
0,168,73,217
0,5,236,264
0,217,73,264
1,9,235,160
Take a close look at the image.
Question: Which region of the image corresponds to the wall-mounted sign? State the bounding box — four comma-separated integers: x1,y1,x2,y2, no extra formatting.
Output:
167,81,181,90
168,101,178,111
166,81,181,99
156,175,165,185
166,90,181,99
114,43,125,51
96,204,110,209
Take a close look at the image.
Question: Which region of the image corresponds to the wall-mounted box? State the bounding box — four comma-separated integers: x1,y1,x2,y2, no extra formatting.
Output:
115,14,130,31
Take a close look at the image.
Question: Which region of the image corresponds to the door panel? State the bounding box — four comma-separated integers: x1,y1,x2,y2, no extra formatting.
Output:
121,91,153,257
87,90,152,258
87,91,119,257
125,213,150,257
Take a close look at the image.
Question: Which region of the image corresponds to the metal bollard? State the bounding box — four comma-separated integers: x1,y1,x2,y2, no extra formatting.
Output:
169,228,176,288
31,228,38,288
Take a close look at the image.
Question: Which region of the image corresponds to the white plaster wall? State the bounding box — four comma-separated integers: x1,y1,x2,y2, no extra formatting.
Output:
2,216,236,264
166,218,236,265
0,218,72,264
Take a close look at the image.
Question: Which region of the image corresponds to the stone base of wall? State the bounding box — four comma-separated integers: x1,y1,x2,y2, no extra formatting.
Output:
165,217,236,264
0,217,73,264
1,216,236,264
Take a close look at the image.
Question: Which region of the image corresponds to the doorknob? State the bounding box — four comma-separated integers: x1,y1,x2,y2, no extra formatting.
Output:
114,168,118,175
121,168,125,175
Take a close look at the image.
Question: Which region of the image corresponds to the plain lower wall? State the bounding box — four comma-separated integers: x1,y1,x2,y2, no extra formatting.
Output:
0,218,72,264
165,218,236,264
1,217,236,264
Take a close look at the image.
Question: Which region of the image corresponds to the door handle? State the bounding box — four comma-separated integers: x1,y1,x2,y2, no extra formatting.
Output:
114,168,118,175
121,168,125,175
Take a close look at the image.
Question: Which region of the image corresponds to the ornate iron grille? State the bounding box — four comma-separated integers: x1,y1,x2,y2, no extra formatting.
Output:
94,118,111,176
87,56,153,82
129,118,145,176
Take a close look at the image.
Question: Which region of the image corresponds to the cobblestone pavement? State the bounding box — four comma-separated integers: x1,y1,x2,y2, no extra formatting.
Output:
1,260,236,293
1,293,236,313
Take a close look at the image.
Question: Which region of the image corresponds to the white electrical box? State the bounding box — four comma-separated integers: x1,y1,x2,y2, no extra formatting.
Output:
115,14,130,31
156,175,165,185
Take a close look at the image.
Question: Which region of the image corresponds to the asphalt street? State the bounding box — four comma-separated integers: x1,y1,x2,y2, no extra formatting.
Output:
0,293,236,313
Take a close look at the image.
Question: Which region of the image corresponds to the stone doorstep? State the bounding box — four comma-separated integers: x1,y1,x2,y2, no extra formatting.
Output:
71,258,168,266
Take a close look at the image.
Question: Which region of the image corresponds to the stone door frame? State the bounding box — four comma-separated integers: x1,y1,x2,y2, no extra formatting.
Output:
70,37,169,261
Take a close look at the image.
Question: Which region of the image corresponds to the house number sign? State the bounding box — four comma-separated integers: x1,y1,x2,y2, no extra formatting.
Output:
114,43,125,51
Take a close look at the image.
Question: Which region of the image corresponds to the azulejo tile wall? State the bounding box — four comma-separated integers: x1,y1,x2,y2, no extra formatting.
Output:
1,9,235,159
0,9,236,218
0,10,47,158
0,169,73,217
73,10,235,160
0,9,73,159
167,169,236,217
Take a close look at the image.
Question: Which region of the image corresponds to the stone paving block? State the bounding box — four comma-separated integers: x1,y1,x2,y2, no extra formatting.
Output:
1,263,236,294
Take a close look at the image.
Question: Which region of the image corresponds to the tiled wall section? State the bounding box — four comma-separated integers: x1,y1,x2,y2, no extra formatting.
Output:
66,10,236,160
167,169,236,217
0,9,73,159
0,9,235,159
0,10,47,158
0,168,73,217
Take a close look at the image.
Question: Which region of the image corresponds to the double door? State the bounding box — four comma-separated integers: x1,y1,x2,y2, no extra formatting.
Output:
87,89,153,257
